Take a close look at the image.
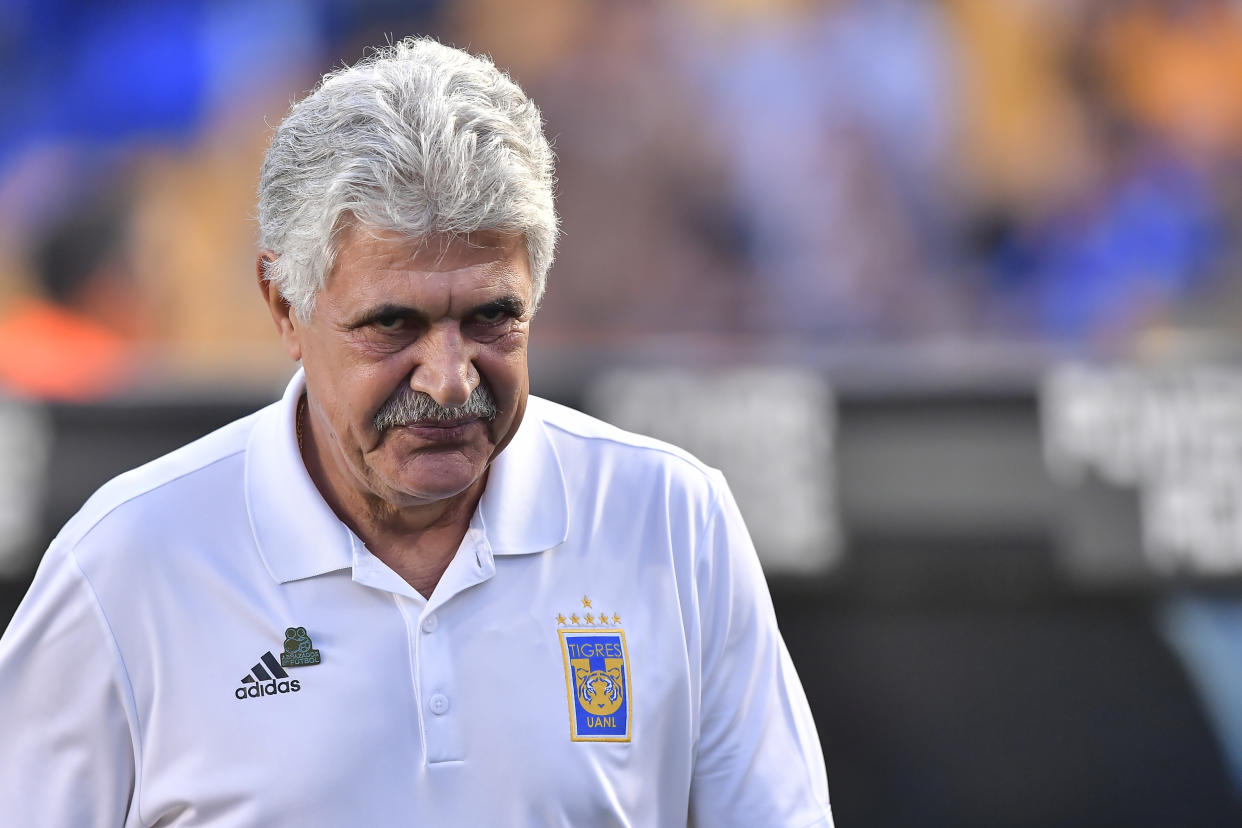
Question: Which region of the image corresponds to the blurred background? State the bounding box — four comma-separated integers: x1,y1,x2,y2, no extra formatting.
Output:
4,0,1242,824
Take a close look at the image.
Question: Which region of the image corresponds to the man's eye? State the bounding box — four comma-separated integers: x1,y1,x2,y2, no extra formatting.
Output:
374,315,406,332
474,308,508,325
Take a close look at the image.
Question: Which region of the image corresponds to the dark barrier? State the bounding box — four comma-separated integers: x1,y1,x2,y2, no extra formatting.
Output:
2,378,1239,827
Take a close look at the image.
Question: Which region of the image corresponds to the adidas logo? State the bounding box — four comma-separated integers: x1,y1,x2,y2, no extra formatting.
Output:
234,651,302,700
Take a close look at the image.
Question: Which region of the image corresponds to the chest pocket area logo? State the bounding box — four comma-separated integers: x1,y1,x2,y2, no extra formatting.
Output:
559,630,631,741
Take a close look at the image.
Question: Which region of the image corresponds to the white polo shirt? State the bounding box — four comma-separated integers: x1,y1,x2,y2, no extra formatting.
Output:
0,371,832,827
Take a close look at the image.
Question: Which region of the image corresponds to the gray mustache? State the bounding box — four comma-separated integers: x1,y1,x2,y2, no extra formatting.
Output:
373,384,498,432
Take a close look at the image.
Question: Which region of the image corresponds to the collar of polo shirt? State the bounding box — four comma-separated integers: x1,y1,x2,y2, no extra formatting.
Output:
245,369,569,584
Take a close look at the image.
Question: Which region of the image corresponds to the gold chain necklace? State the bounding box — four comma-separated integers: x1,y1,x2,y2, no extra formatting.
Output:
296,395,307,453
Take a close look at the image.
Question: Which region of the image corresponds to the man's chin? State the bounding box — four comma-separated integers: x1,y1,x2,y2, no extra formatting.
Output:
377,457,489,508
387,480,483,509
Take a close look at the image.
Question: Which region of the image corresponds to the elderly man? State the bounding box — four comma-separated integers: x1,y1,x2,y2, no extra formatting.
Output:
0,38,832,826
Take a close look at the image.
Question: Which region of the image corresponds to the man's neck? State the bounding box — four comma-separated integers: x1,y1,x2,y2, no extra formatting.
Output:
298,407,485,599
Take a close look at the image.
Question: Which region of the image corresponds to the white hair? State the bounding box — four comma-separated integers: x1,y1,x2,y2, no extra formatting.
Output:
257,37,557,318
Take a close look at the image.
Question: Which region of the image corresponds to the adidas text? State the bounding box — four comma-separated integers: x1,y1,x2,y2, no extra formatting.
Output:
235,679,301,700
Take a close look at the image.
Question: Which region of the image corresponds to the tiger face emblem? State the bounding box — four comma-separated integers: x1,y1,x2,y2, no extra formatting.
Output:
574,662,624,716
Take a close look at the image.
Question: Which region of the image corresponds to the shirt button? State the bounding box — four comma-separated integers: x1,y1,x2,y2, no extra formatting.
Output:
429,694,450,715
421,615,438,633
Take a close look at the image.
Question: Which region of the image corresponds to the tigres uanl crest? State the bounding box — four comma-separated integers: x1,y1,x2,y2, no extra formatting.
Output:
559,629,631,741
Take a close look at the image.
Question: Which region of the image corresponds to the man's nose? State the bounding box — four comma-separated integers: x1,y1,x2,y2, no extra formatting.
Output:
409,323,478,408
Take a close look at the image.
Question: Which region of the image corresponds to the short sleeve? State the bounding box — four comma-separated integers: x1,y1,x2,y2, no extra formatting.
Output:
0,543,139,826
690,477,833,827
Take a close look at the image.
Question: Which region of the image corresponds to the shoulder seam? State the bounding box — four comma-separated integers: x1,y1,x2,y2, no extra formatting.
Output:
540,418,716,479
63,448,246,550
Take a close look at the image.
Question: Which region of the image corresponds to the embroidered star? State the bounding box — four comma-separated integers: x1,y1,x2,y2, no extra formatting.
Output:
585,613,596,624
581,596,592,608
556,613,567,625
570,613,580,625
612,613,621,625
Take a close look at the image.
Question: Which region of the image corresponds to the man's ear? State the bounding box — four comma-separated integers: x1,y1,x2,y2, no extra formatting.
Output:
257,252,303,362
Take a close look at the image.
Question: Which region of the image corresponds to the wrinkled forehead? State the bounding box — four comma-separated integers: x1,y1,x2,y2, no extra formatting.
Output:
331,224,528,278
315,224,535,319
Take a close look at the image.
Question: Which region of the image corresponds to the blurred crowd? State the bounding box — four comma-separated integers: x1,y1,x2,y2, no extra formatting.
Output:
3,0,1242,399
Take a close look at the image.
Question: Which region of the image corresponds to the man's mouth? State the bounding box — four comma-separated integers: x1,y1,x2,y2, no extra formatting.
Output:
393,417,485,441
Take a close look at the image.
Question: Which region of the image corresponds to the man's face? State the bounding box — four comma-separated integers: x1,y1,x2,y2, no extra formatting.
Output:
265,226,534,515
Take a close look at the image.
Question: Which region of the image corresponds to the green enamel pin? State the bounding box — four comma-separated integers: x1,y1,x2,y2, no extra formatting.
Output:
279,626,322,668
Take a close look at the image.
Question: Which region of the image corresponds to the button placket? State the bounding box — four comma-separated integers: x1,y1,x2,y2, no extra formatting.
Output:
416,605,463,763
411,531,496,765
